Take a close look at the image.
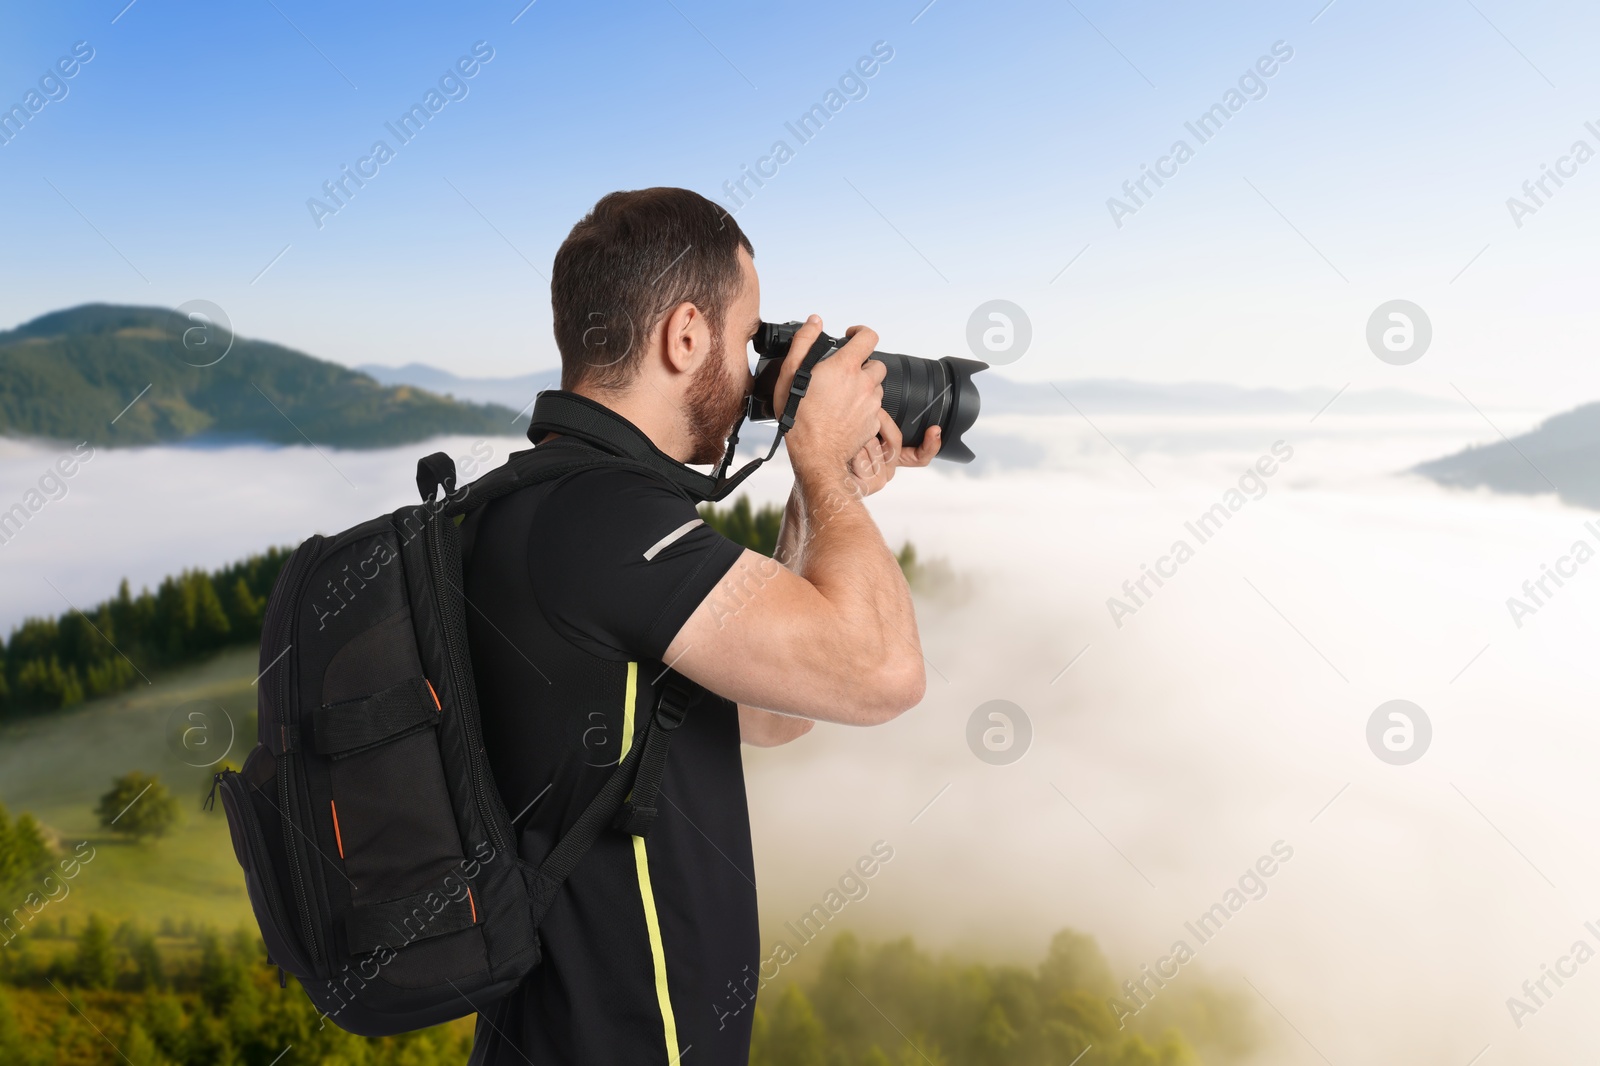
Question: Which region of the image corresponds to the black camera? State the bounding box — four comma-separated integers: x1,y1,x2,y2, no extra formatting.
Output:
749,321,986,464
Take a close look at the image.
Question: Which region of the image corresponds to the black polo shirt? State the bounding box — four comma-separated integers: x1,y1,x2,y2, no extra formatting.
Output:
460,431,758,1066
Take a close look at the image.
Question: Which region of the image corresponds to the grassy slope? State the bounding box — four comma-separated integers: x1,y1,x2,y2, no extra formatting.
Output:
0,304,524,447
0,647,259,933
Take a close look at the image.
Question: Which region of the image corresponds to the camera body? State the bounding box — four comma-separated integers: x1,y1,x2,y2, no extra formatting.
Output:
749,321,985,464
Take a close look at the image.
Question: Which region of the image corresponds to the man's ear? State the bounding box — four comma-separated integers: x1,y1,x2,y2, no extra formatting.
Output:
662,301,706,375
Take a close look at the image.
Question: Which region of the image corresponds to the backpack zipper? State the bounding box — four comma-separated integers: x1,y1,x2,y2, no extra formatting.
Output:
279,755,321,969
266,538,325,971
218,772,312,977
426,514,510,860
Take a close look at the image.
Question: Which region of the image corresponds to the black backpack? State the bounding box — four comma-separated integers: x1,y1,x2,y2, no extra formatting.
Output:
212,443,696,1036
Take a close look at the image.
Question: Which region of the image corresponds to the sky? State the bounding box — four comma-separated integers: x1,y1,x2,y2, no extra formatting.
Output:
2,0,1599,409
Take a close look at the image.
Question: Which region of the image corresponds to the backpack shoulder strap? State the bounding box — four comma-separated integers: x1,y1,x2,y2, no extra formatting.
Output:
418,445,701,926
525,672,696,925
414,447,645,518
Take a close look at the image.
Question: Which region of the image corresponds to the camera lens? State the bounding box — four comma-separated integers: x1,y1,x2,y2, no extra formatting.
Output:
749,321,985,464
870,352,984,464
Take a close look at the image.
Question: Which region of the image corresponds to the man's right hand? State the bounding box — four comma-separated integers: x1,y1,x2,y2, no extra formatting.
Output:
661,316,928,727
663,315,927,726
771,315,888,492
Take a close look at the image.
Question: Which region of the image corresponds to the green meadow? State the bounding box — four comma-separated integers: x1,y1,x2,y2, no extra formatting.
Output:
0,646,259,934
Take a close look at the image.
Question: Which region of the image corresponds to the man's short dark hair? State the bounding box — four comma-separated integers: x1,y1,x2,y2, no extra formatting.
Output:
552,188,754,392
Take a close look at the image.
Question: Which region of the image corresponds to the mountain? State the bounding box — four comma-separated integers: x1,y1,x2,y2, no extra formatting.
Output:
979,375,1455,416
1414,402,1600,510
358,362,559,413
0,304,527,448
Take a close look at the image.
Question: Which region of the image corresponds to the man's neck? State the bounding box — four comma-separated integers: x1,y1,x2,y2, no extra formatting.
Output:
569,383,695,464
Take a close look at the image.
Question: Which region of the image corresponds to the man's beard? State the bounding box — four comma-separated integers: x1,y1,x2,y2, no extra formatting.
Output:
684,332,749,466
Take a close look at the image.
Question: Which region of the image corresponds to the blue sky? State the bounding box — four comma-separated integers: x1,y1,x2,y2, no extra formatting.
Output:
2,0,1598,407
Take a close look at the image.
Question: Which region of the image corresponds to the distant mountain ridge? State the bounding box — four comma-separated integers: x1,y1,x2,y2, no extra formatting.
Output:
978,376,1455,416
360,360,1455,418
358,361,559,413
0,304,526,448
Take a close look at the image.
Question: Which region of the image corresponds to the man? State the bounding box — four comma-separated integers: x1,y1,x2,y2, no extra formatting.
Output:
461,187,937,1064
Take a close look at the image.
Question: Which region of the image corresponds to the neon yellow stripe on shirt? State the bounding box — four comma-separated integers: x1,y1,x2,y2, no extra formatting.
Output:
621,661,682,1063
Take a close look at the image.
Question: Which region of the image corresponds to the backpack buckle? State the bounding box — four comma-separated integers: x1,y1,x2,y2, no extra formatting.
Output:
608,674,696,838
655,674,694,731
612,804,659,836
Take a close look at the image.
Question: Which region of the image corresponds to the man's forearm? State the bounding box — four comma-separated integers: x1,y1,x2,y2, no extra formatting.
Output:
793,468,923,707
773,482,807,572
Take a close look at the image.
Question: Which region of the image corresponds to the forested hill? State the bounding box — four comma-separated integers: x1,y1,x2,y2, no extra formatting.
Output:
0,304,525,447
1414,401,1600,510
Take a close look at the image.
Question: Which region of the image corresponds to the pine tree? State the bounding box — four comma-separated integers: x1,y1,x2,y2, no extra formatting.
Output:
131,930,165,990
10,813,52,883
119,1022,178,1066
191,572,232,650
227,577,264,632
74,914,117,989
0,805,53,894
196,929,249,1012
756,985,828,1066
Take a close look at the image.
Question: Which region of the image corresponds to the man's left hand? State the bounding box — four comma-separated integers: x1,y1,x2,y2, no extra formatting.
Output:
849,410,941,497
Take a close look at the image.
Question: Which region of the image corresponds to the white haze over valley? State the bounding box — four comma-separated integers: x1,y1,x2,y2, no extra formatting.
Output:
3,403,1597,1064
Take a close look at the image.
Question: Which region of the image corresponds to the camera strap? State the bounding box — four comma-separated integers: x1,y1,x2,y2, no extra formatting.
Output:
527,336,839,503
527,390,777,503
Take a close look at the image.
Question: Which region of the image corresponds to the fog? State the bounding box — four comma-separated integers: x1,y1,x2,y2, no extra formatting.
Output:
3,405,1596,1063
749,409,1600,1066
